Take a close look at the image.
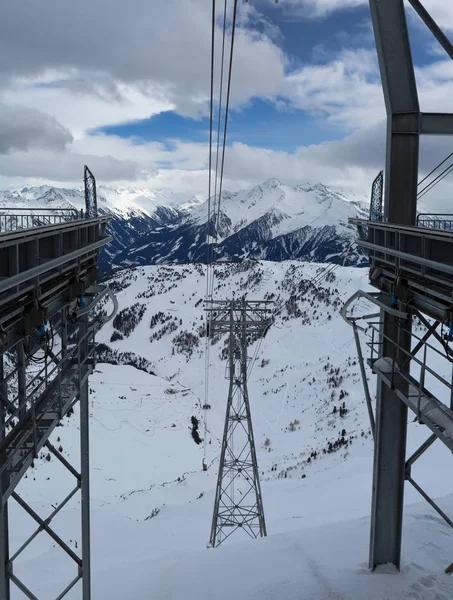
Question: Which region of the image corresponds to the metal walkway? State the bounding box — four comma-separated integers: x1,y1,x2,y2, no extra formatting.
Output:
0,166,116,599
350,218,453,321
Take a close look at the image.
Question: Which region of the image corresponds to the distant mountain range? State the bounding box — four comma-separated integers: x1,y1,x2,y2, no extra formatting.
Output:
0,179,368,271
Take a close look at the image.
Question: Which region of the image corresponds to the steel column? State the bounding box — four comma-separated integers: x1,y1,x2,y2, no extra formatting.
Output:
240,301,266,538
209,307,235,548
17,341,27,421
368,0,419,570
79,314,91,599
0,355,10,600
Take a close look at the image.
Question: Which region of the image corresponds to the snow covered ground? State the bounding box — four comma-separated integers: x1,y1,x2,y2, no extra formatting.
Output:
8,261,453,598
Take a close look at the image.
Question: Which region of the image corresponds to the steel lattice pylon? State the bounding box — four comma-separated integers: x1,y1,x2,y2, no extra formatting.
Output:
207,299,272,547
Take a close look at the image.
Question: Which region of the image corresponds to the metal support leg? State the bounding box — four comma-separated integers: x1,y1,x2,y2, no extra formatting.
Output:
450,364,453,411
368,0,419,567
0,355,10,600
370,314,411,571
79,315,91,599
353,322,375,439
0,502,9,600
17,341,26,421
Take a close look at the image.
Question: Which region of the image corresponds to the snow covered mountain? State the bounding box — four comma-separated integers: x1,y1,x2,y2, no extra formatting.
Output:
113,179,368,268
12,260,453,598
0,185,184,271
0,179,368,271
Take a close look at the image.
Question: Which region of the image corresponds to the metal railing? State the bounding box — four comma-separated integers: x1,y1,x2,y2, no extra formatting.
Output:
416,213,453,230
0,208,82,233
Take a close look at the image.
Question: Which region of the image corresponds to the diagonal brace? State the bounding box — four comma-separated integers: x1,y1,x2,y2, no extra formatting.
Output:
11,492,82,566
408,0,453,61
9,485,79,563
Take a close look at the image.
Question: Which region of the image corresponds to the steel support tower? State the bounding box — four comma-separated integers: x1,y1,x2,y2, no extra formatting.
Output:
207,299,272,547
0,166,116,598
344,0,453,571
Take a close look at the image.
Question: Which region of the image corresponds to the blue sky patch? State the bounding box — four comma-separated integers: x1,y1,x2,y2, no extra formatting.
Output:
92,5,448,155
96,98,344,152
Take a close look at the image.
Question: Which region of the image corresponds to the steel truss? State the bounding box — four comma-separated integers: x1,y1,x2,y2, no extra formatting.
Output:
0,168,114,598
0,312,93,599
348,0,453,571
207,299,272,547
343,295,453,570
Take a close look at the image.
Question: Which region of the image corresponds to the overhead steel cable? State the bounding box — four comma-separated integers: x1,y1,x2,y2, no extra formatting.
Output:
205,0,217,301
203,0,217,470
417,162,453,200
212,0,239,272
203,0,239,471
212,0,229,241
418,151,453,188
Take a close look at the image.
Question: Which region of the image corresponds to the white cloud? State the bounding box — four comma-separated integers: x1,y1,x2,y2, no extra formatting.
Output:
0,0,286,126
3,81,173,138
0,0,453,214
0,148,146,184
276,0,453,31
274,0,367,19
282,48,384,130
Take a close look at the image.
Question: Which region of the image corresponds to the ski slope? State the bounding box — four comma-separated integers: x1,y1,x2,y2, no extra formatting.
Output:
8,261,453,598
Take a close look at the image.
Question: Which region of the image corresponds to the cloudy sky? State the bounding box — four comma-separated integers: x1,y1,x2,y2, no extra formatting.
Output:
1,0,453,205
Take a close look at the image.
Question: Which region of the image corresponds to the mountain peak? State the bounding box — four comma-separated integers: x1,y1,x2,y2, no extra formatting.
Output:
262,177,282,188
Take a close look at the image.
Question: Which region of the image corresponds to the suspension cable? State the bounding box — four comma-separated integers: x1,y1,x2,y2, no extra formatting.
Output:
203,0,217,469
417,162,453,200
418,151,453,188
205,0,216,303
212,0,229,246
203,0,239,470
213,0,239,266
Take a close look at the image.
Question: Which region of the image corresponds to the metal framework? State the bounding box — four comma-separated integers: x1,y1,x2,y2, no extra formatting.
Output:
0,208,83,234
369,170,384,222
84,166,98,220
344,0,453,572
417,213,453,230
0,169,115,598
207,299,272,547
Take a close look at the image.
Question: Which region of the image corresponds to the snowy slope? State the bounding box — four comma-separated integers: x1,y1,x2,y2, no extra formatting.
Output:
7,260,453,599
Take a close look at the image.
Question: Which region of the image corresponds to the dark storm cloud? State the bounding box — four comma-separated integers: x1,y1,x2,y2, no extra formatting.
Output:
0,1,285,117
0,149,146,182
0,103,73,153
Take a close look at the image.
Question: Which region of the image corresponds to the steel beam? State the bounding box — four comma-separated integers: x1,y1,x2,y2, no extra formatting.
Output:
369,0,418,115
368,0,419,571
0,236,109,297
421,113,453,135
391,112,453,136
0,355,10,600
79,314,91,599
17,341,26,421
407,0,453,61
